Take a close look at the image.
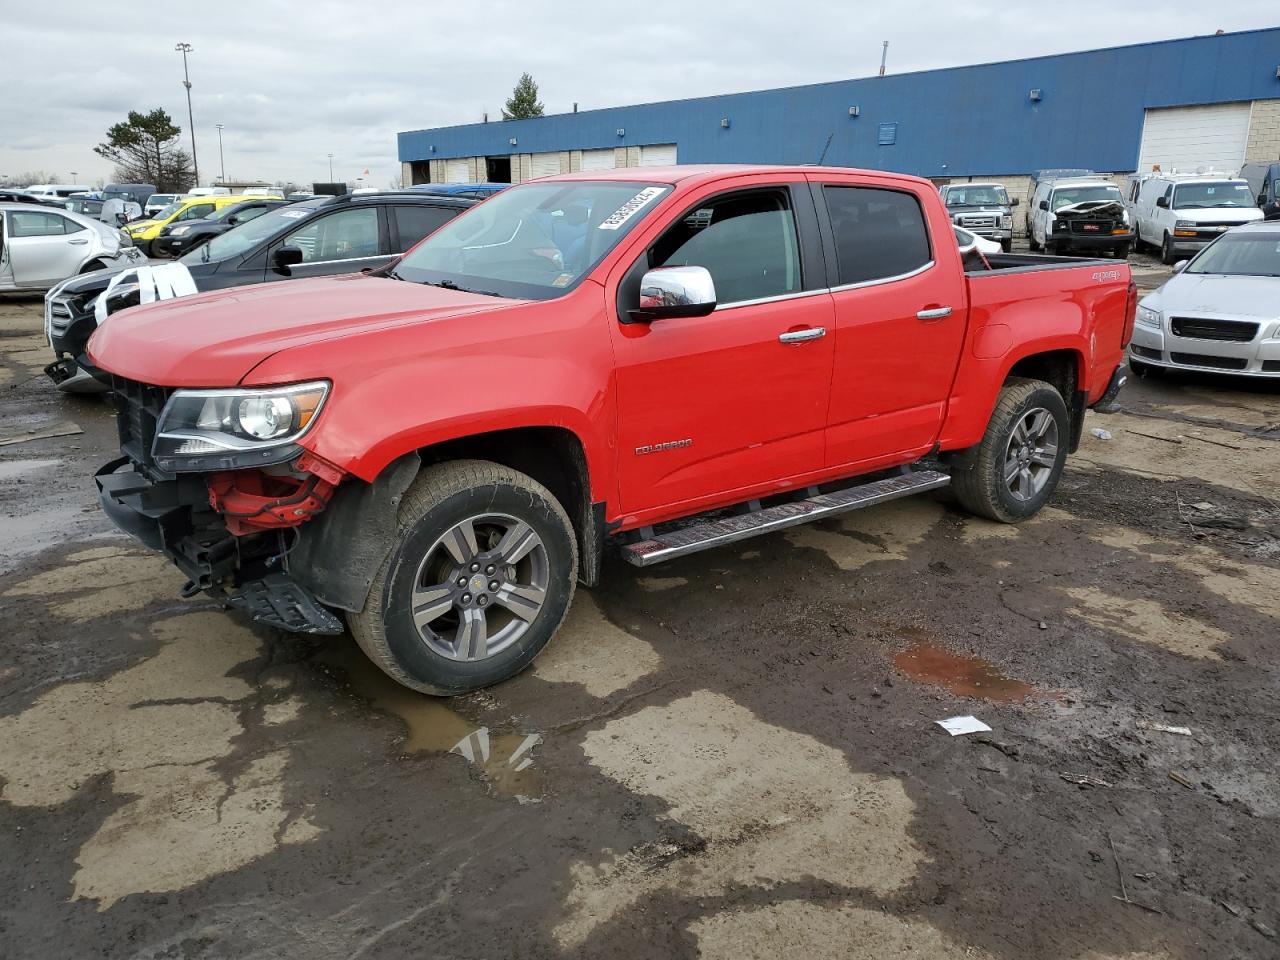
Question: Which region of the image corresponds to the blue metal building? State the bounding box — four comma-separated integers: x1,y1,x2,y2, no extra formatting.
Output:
399,27,1280,184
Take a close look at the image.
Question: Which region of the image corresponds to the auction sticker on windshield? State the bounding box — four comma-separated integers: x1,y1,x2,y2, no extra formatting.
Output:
598,187,665,230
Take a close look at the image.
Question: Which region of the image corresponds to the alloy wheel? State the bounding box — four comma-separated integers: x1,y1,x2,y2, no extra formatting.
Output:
410,513,549,661
1003,407,1059,502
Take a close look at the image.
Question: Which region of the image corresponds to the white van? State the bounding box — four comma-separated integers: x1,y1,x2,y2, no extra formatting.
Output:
186,186,232,197
1128,172,1264,264
24,184,92,198
1028,175,1132,258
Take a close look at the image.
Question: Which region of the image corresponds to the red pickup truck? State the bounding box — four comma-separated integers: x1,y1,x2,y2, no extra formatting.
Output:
91,166,1133,694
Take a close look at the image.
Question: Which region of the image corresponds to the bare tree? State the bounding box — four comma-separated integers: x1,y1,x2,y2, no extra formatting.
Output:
94,109,196,192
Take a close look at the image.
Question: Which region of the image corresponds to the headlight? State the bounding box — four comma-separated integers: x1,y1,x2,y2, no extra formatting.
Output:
1174,220,1195,229
171,226,191,236
152,381,329,471
1000,214,1012,229
1135,305,1161,329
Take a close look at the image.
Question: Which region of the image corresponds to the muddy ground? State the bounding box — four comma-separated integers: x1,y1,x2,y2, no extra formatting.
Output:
1,253,1278,959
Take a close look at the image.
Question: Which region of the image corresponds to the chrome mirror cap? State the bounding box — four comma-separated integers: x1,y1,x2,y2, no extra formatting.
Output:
628,265,717,323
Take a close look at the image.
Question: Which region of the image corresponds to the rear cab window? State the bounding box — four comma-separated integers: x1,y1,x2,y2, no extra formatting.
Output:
822,185,932,285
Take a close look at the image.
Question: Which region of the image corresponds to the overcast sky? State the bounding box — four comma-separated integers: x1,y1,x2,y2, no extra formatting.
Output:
4,3,1276,188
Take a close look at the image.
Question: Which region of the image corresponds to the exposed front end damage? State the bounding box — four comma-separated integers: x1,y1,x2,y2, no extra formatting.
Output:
1049,200,1132,254
95,378,351,634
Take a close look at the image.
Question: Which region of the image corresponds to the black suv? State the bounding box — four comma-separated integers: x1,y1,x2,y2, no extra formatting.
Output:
45,192,475,392
153,197,292,257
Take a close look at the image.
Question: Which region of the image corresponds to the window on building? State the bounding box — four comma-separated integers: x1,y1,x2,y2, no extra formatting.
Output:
823,186,932,286
648,189,801,305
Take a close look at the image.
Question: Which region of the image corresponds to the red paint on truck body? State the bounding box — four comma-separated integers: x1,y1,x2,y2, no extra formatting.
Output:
89,165,1129,535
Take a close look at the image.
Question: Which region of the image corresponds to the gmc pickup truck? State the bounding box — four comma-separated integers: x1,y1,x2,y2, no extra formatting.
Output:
91,166,1134,695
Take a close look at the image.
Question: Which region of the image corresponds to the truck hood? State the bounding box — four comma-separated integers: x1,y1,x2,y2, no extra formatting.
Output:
1053,200,1125,218
1175,208,1265,226
1157,274,1280,321
87,274,518,387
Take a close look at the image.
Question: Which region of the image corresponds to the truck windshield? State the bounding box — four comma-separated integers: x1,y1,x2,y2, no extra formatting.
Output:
1172,182,1256,209
392,181,672,299
1185,232,1280,277
1051,185,1121,208
945,186,1008,206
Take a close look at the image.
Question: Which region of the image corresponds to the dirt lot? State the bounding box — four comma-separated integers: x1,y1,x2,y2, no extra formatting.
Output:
2,254,1279,959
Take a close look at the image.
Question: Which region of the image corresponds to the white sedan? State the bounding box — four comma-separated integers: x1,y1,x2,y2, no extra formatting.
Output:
0,202,143,293
954,225,1002,256
1129,221,1280,378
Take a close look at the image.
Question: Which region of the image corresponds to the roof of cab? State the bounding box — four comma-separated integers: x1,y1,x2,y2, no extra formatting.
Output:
534,163,933,189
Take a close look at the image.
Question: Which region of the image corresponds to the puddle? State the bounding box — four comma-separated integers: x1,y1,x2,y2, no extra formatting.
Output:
893,643,1036,702
320,642,543,801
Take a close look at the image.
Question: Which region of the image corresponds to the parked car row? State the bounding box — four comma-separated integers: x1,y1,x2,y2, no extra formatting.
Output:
43,190,475,392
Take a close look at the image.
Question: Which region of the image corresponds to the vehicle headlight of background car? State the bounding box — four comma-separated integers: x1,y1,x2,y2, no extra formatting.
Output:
1135,304,1162,329
1174,220,1198,237
152,381,329,471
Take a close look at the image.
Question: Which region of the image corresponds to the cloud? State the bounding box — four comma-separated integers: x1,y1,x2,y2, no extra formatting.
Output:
2,2,1275,186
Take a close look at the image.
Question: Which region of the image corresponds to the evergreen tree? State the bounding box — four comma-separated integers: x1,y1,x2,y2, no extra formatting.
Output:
502,74,545,120
93,109,195,192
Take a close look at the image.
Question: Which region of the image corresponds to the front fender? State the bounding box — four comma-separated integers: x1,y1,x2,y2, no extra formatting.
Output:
243,283,619,504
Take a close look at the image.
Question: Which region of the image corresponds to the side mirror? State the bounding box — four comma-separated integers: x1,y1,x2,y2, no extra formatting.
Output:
1155,196,1169,209
1173,260,1189,273
1038,200,1049,211
1260,194,1268,206
1010,198,1020,207
272,244,304,274
225,214,240,226
628,266,716,323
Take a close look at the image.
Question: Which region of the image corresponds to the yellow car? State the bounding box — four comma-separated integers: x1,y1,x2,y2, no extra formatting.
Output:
125,194,274,257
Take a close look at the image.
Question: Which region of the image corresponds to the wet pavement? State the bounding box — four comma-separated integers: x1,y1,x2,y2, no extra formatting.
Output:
2,266,1279,958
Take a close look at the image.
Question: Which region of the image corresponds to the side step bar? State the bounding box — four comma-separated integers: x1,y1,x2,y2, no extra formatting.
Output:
621,469,950,567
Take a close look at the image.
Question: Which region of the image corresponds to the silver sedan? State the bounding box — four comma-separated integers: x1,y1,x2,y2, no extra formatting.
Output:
0,202,143,293
1129,221,1280,378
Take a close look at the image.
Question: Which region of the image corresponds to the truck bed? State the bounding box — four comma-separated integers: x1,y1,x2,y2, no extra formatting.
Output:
970,252,1120,275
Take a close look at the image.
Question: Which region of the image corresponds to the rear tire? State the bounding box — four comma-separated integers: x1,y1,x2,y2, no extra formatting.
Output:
951,378,1069,524
350,459,578,695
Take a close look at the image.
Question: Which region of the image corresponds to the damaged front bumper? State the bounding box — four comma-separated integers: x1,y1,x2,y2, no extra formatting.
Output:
95,455,344,635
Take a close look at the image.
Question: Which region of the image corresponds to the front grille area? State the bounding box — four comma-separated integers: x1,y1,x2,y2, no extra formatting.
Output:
1170,316,1258,342
1170,353,1249,371
960,215,997,229
1069,220,1114,235
112,377,172,475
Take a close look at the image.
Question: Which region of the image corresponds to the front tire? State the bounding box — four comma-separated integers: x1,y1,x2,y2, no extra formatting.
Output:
1160,233,1176,265
1000,238,1012,253
951,378,1069,523
350,460,578,695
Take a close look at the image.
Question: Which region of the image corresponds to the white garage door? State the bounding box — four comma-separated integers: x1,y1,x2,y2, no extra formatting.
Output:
444,158,470,183
529,152,562,179
581,148,616,171
1136,104,1251,174
639,143,678,166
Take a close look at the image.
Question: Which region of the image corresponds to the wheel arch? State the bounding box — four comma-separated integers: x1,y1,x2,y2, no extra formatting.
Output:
289,425,606,614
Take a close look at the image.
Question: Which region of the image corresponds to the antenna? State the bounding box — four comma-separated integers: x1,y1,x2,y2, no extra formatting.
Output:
879,41,889,77
816,132,834,166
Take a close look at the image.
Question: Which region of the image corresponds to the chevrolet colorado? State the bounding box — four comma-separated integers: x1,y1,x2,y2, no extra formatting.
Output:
91,166,1134,694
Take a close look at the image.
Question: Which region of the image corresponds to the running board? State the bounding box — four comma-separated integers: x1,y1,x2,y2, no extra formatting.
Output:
620,469,951,567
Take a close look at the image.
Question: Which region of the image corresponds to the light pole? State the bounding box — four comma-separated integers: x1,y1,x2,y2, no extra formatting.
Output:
175,42,199,186
215,124,225,182
327,153,334,182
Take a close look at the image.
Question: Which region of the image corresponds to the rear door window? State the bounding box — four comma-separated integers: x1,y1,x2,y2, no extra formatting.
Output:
391,204,458,253
822,186,932,286
648,188,801,305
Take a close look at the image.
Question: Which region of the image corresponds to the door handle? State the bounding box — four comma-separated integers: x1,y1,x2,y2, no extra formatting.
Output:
916,306,952,322
68,238,89,245
778,327,826,344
